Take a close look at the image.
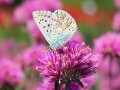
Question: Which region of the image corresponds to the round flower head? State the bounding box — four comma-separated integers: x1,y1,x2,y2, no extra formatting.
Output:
36,41,98,90
17,44,46,68
94,32,120,59
0,59,24,87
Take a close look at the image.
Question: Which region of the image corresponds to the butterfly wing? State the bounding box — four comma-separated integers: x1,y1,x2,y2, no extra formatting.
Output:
33,10,77,50
32,11,55,44
53,10,77,48
33,10,64,49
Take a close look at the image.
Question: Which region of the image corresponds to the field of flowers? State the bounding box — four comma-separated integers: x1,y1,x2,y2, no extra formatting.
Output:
0,0,120,90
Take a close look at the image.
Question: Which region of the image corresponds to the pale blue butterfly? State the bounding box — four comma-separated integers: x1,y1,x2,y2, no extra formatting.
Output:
32,10,77,49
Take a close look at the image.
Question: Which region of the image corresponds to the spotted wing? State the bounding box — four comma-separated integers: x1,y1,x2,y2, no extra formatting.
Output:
53,10,77,48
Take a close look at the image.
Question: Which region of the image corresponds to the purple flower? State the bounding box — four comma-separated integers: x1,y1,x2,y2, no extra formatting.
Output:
35,81,54,90
0,59,24,87
100,76,120,90
17,44,47,68
115,0,120,8
94,32,120,90
0,39,16,59
94,32,120,58
81,75,98,89
112,12,120,31
36,41,98,89
13,0,62,23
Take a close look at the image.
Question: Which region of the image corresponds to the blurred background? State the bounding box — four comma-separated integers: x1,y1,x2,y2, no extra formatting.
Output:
0,0,120,90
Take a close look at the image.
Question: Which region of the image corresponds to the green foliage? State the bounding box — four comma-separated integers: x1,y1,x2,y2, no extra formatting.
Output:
62,0,116,10
78,23,112,45
0,26,31,44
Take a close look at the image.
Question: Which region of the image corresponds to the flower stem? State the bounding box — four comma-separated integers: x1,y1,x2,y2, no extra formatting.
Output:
66,81,70,90
55,82,59,90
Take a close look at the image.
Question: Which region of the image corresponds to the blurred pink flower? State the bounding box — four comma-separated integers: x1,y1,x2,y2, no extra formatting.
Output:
36,41,98,90
94,32,120,73
81,74,98,89
17,44,47,68
99,57,119,75
0,40,16,59
0,59,24,87
100,76,120,90
115,0,120,8
35,81,54,90
94,32,120,58
0,0,14,4
112,12,120,31
13,0,62,23
94,32,120,90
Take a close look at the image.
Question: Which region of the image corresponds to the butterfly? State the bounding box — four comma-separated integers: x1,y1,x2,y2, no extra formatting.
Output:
32,10,77,50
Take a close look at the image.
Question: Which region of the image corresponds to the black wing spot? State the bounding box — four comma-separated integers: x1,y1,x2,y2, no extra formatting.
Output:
53,34,55,35
48,24,50,27
39,22,40,24
43,26,46,28
47,30,48,32
45,20,47,22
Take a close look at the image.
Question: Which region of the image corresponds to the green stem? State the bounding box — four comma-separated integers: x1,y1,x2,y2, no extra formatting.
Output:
65,81,70,90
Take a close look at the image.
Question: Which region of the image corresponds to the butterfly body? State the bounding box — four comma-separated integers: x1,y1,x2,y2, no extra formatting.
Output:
32,10,77,49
